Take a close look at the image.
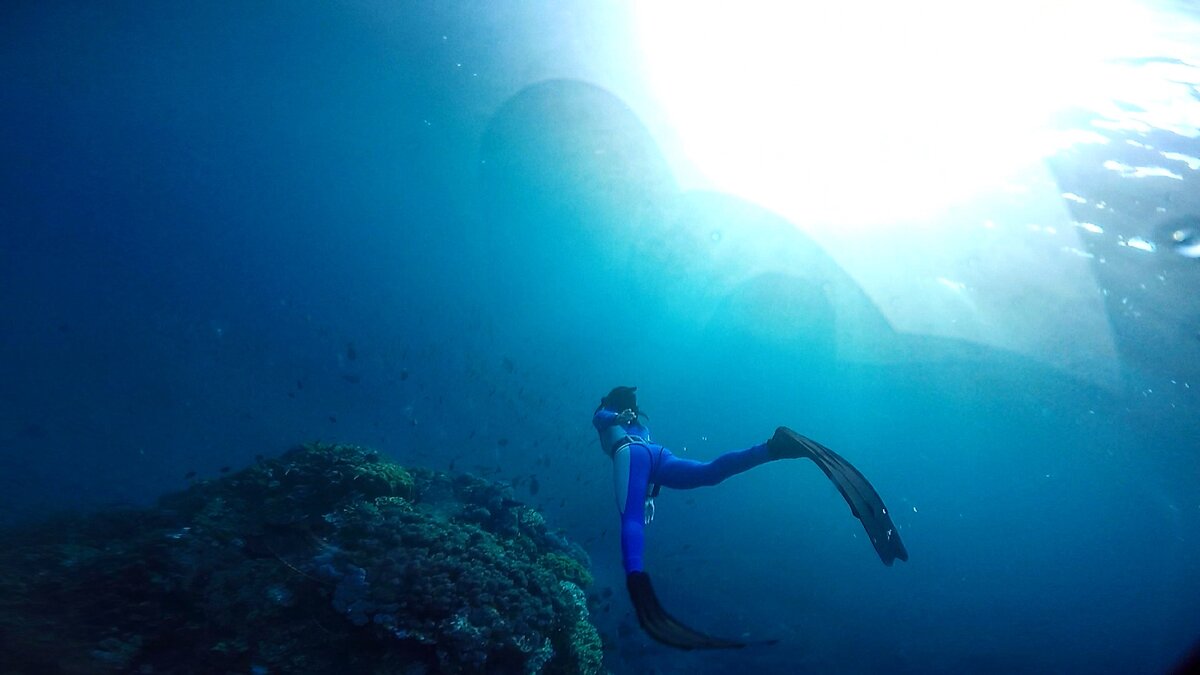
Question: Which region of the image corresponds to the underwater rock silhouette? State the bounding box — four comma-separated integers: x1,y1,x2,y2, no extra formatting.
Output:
0,443,600,674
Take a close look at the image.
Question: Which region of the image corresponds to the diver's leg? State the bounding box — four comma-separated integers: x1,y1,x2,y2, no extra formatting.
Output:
621,443,770,649
653,443,772,489
614,444,653,573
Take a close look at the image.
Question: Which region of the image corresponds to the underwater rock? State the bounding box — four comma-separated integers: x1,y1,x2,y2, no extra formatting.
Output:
0,442,601,674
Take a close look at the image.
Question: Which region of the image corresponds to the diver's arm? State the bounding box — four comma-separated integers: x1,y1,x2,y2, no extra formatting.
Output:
595,407,636,428
593,408,619,429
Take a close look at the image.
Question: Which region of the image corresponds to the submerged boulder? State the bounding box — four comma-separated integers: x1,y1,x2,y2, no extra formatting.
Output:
0,443,602,674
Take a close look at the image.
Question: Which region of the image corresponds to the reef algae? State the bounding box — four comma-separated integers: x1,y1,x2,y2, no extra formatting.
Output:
0,443,602,674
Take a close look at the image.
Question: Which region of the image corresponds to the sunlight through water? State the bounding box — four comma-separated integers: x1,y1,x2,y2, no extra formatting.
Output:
634,0,1200,229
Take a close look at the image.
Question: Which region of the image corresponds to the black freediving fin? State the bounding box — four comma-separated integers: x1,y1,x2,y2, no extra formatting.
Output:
626,571,776,650
772,427,909,566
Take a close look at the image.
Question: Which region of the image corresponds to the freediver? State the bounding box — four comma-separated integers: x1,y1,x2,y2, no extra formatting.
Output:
593,385,908,650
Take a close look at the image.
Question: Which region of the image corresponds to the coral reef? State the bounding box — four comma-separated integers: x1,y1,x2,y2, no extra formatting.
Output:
0,443,601,674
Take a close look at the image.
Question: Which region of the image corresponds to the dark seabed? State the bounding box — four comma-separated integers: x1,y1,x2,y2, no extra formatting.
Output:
2,2,1199,673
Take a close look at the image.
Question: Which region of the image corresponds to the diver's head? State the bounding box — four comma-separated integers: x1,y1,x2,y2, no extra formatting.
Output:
598,386,639,415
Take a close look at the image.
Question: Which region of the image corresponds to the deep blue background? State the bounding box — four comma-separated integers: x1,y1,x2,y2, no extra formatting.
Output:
2,3,1198,673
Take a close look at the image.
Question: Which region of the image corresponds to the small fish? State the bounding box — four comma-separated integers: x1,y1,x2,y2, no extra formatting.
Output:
341,374,361,384
502,357,515,373
219,466,231,474
399,368,409,381
529,477,540,496
184,470,196,480
329,415,338,423
296,380,304,390
497,438,509,447
346,342,358,360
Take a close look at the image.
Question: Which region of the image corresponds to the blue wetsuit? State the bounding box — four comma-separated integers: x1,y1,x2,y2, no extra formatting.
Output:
593,408,771,573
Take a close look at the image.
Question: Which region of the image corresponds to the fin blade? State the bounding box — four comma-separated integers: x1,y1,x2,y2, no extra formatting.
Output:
626,571,760,650
784,430,909,565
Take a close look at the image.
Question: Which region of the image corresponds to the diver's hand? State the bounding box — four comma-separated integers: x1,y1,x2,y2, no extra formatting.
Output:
616,409,636,425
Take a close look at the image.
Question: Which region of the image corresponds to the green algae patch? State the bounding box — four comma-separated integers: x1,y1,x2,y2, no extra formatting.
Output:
540,551,595,588
0,443,601,674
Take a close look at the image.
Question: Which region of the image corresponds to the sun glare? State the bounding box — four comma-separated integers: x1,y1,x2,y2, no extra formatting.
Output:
634,1,1169,229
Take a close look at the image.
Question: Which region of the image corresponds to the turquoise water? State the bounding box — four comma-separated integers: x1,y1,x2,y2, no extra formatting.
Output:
3,3,1198,673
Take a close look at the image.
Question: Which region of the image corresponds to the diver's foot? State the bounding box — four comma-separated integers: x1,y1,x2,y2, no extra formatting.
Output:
767,426,816,460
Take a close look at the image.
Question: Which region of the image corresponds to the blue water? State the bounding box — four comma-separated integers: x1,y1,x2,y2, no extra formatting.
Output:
3,3,1199,673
